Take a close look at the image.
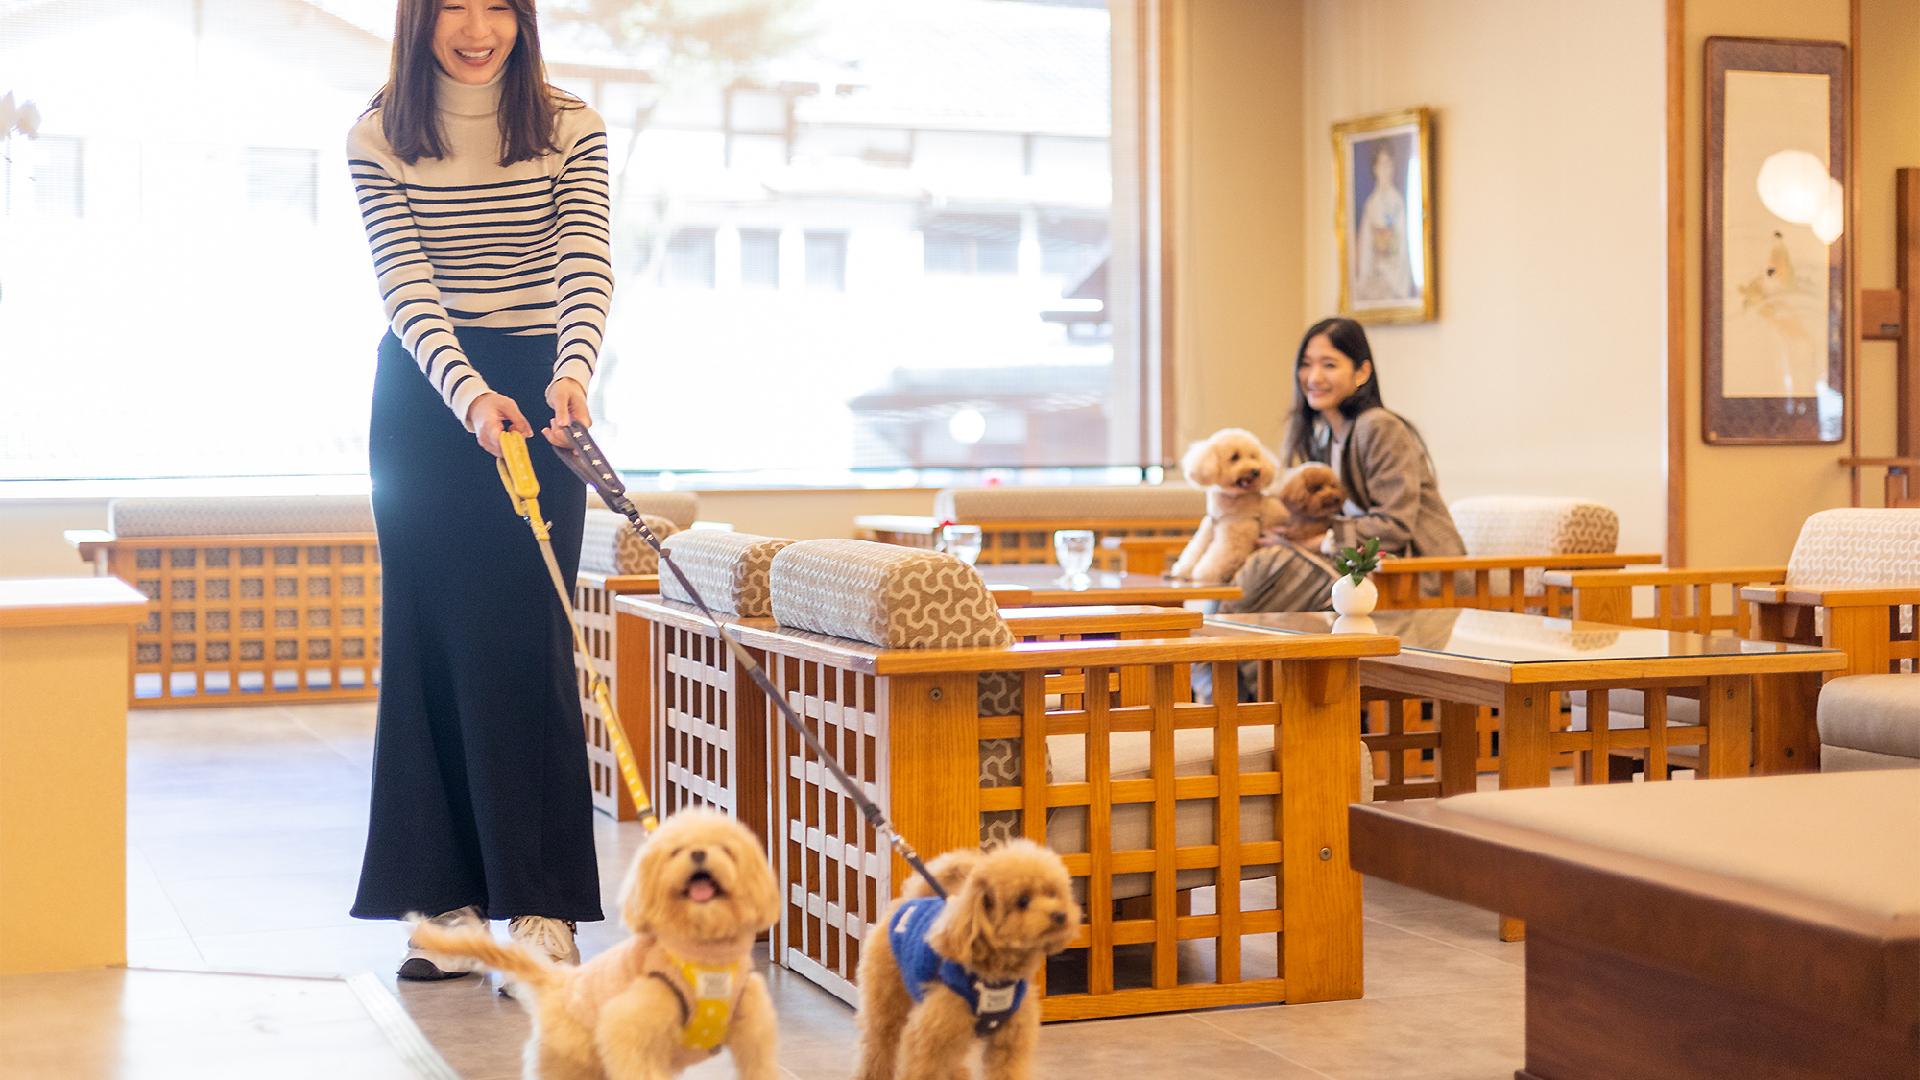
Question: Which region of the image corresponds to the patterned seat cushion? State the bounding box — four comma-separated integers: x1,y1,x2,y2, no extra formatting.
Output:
109,496,374,538
1449,496,1619,557
934,485,1204,523
770,539,1012,650
1786,509,1920,587
578,508,679,577
658,531,793,617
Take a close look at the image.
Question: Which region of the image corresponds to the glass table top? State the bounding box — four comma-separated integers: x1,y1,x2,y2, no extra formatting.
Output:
1211,608,1838,665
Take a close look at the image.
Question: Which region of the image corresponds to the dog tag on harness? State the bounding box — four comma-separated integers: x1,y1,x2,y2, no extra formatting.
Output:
975,983,1016,1015
695,970,734,999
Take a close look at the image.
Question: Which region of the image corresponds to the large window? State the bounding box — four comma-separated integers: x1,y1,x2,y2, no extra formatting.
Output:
0,0,1151,482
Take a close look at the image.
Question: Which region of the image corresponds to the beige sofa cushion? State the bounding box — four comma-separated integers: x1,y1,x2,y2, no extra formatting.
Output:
1817,675,1920,766
770,539,1011,649
1044,730,1373,901
578,508,679,577
658,531,793,617
1449,496,1619,557
109,496,373,537
933,485,1204,523
1786,508,1920,587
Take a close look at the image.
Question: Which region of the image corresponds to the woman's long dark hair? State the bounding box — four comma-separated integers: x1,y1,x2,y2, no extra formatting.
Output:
1280,316,1386,467
368,0,570,167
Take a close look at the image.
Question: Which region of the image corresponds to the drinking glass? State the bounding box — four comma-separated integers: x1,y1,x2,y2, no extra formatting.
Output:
1053,529,1095,581
942,524,983,566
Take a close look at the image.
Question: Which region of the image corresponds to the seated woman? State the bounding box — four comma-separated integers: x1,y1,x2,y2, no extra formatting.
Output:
1225,316,1463,614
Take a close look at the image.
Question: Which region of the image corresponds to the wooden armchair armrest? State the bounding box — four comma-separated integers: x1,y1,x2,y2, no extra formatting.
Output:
64,529,116,566
1739,583,1920,608
1374,552,1663,575
1000,604,1203,638
1542,566,1788,590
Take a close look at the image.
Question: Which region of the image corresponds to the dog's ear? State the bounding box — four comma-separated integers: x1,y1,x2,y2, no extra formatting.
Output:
619,837,665,935
732,836,781,931
1274,465,1311,510
927,871,993,966
1180,437,1220,488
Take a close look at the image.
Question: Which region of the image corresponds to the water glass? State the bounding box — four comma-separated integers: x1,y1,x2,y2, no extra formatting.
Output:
1053,529,1095,580
942,524,983,566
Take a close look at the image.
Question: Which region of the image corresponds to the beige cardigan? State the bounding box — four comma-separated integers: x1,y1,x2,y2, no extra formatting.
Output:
1309,408,1465,558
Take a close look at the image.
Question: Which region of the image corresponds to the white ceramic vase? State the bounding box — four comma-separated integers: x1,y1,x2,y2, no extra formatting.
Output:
1330,575,1378,617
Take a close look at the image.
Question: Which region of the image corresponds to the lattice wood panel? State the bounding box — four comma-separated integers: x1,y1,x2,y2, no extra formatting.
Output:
652,622,771,856
574,574,629,819
769,654,1359,1020
90,535,379,707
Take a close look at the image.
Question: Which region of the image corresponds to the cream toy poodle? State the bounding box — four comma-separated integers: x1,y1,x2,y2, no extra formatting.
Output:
1168,427,1287,583
411,810,781,1080
853,841,1081,1080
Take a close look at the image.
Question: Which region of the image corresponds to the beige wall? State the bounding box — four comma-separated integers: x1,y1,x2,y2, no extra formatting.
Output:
1856,0,1920,471
1165,0,1307,457
1292,0,1670,556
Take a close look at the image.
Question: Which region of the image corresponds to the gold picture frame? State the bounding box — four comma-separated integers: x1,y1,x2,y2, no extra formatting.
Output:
1334,107,1436,325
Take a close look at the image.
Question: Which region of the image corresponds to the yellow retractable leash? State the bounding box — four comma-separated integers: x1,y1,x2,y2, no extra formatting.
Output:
496,428,659,834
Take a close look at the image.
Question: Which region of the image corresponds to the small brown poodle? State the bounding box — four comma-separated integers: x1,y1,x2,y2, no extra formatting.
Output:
1168,427,1286,583
410,810,781,1080
1270,462,1347,544
853,841,1081,1080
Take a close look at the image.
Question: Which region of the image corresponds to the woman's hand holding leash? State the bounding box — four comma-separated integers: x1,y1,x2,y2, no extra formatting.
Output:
466,393,535,458
544,377,591,449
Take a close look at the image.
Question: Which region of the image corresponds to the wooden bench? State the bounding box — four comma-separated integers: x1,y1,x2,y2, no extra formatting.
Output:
67,496,381,707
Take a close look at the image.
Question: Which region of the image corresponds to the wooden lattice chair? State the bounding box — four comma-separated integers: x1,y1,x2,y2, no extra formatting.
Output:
1547,508,1920,777
728,538,1391,1020
854,484,1204,568
66,496,381,707
611,532,1213,845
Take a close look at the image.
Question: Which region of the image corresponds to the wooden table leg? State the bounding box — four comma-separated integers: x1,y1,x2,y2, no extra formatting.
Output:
1496,685,1552,941
1437,700,1479,796
1702,676,1754,780
1753,671,1820,775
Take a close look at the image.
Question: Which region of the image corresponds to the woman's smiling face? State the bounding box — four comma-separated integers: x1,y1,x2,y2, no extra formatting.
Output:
433,1,517,85
1297,333,1372,414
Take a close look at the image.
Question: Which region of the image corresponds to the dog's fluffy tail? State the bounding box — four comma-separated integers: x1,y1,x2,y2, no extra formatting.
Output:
905,848,983,900
406,921,566,995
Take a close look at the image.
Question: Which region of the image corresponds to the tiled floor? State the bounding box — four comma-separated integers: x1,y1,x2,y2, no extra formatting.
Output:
6,703,1531,1079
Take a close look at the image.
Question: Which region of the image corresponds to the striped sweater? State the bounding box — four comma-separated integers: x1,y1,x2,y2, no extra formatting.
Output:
347,71,612,429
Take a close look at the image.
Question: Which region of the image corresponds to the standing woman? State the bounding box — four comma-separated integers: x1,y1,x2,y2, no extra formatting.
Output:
1224,317,1463,613
346,0,613,984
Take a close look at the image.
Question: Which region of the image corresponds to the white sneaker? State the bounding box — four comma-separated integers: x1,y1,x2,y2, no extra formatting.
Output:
499,916,578,998
398,905,486,980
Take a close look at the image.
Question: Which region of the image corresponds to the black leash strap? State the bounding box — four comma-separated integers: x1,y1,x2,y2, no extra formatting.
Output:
553,422,949,902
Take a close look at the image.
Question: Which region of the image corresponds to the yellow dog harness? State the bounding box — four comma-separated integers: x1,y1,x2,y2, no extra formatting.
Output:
647,954,748,1054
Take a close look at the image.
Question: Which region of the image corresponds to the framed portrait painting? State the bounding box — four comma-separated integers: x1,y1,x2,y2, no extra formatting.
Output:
1703,36,1847,444
1334,107,1436,325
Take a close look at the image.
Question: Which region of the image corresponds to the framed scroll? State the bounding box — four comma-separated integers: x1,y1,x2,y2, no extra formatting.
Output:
1703,37,1848,444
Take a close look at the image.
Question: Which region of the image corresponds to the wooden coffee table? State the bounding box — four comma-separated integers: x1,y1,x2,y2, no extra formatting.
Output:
1350,773,1920,1079
977,564,1240,609
1211,608,1845,938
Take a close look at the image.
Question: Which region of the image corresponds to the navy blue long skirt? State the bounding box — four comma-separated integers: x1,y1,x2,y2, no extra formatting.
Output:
351,327,601,923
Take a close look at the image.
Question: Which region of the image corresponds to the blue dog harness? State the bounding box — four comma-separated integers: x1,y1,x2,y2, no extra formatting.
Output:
888,897,1026,1036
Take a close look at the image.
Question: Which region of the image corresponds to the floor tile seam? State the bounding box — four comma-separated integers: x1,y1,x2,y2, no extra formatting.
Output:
1362,916,1519,963
1186,1013,1343,1079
